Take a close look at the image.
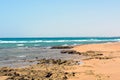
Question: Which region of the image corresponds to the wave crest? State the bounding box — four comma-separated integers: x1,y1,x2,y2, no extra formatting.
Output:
0,39,120,44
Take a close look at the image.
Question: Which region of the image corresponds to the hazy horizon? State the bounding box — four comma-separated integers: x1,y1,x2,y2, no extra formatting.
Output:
0,0,120,37
0,36,120,38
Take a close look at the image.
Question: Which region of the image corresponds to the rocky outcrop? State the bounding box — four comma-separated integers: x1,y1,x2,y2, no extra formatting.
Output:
61,50,103,56
0,59,78,80
50,46,73,49
37,58,77,65
61,50,81,55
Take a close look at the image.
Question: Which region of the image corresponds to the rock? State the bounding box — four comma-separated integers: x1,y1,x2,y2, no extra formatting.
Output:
0,59,78,80
95,56,113,60
61,50,76,54
37,59,77,66
61,50,81,55
45,72,52,78
51,46,73,49
81,51,103,57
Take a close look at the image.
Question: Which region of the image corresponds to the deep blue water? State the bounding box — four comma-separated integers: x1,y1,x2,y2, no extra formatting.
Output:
0,37,120,48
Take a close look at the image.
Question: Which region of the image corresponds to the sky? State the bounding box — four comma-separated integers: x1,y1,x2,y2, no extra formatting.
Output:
0,0,120,37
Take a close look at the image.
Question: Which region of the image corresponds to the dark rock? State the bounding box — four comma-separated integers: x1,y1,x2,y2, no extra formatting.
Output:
72,72,75,76
81,51,103,57
95,56,113,60
61,50,76,54
61,50,68,53
63,75,68,80
51,46,73,49
45,72,52,78
35,57,38,60
37,59,77,66
61,50,81,55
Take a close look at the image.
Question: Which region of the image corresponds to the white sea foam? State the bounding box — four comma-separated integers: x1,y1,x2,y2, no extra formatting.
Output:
73,43,77,46
62,44,69,46
0,39,120,44
17,44,24,47
17,55,26,58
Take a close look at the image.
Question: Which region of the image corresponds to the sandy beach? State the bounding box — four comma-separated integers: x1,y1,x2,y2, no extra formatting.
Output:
71,42,120,80
1,42,120,80
1,0,120,79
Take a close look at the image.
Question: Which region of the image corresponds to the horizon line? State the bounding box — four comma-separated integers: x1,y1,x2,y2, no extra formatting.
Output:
0,36,120,38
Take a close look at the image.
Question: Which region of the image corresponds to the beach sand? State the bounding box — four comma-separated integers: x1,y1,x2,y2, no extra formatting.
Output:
0,42,120,80
71,42,120,80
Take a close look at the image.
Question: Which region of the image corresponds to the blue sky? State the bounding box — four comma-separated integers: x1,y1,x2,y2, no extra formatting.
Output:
0,0,120,37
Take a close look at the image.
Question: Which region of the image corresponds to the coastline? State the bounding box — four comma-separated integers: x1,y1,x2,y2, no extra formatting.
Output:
0,42,120,80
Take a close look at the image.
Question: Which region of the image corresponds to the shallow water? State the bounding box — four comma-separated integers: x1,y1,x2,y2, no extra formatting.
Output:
0,47,84,68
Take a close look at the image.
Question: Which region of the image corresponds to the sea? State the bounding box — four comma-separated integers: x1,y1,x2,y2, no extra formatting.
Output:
0,37,120,48
0,37,120,68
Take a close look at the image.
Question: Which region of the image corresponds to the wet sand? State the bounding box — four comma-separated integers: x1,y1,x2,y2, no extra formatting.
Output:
1,42,120,80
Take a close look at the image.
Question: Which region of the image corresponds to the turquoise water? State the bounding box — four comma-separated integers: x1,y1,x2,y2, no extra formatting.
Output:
0,37,120,48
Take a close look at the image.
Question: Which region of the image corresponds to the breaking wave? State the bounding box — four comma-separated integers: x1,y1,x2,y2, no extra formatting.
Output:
0,39,120,44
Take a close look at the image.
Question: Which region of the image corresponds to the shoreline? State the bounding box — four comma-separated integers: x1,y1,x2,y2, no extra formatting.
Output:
0,42,120,80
